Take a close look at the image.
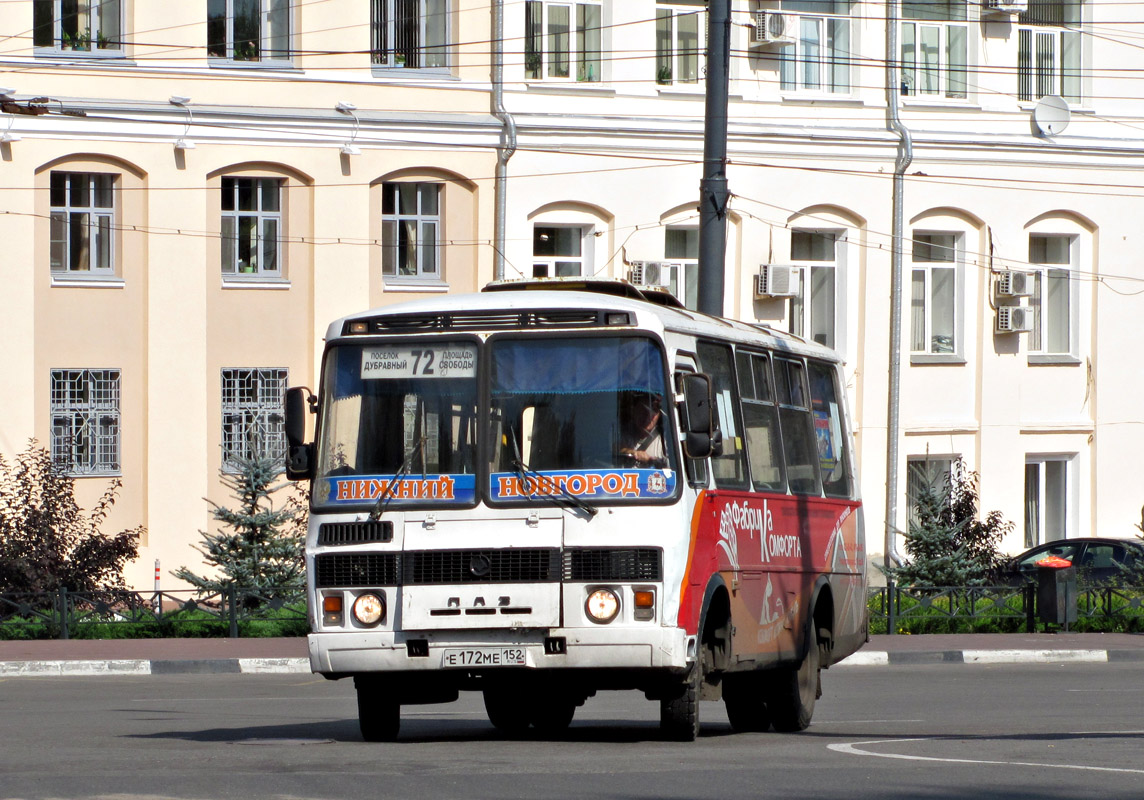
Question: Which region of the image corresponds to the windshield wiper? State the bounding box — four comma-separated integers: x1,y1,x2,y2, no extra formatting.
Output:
508,427,598,519
368,436,428,521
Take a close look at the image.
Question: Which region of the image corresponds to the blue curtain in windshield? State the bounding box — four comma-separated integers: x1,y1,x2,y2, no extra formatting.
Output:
492,337,666,396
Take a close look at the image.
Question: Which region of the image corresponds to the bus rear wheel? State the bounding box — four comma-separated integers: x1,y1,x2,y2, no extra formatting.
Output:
356,681,400,742
530,696,577,733
766,629,822,733
483,687,531,735
723,675,772,733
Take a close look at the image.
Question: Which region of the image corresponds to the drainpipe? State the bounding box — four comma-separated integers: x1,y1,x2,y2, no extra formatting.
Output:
492,0,517,282
884,0,913,585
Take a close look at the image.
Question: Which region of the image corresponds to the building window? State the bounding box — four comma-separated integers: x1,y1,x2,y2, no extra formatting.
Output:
525,1,602,82
222,368,289,471
906,455,953,529
789,230,839,349
221,177,283,277
910,232,959,355
1028,234,1075,356
663,226,699,308
51,369,120,476
50,172,115,276
901,0,967,99
533,225,591,277
33,0,122,54
1018,0,1081,102
656,1,703,85
371,0,448,69
382,183,441,280
1025,456,1070,546
779,0,851,94
207,0,291,63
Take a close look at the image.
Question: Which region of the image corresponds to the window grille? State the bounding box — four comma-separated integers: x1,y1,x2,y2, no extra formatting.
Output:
221,368,289,471
50,369,121,475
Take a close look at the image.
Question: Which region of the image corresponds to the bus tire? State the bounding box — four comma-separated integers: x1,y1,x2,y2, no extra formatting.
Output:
530,696,577,733
766,628,821,733
356,684,400,742
483,688,531,735
659,663,701,741
723,676,772,733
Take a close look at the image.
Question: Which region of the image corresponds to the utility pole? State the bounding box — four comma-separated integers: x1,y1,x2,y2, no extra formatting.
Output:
697,0,731,318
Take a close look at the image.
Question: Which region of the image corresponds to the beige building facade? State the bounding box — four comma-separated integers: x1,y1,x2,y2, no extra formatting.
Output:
1,1,1141,588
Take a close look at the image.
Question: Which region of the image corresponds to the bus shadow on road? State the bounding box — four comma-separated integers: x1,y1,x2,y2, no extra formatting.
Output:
126,718,743,745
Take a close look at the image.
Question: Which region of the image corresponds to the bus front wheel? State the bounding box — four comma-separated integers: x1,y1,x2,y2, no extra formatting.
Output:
356,680,400,742
659,662,701,741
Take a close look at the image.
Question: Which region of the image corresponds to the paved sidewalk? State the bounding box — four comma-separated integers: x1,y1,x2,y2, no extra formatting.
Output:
1,632,1142,676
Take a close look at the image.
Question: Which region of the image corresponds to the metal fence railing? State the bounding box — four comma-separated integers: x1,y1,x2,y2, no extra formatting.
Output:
868,583,1144,634
0,587,308,640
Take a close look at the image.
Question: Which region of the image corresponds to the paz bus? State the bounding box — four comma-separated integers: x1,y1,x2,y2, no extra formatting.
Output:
284,277,867,741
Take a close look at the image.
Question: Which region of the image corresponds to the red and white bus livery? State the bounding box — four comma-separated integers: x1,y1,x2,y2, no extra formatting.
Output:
285,278,867,741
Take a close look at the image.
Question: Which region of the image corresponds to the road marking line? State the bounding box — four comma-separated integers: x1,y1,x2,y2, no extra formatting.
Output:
829,739,1144,775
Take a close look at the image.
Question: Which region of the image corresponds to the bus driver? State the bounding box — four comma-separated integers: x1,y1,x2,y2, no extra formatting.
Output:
619,392,668,469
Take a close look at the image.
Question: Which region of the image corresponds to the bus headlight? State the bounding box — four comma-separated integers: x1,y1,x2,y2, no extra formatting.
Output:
352,593,386,626
586,588,620,623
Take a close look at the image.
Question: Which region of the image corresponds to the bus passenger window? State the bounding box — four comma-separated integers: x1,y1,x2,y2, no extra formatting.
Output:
736,350,785,492
775,359,821,496
696,342,748,490
808,361,852,498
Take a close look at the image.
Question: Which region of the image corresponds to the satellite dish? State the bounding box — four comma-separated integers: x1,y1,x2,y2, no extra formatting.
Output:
1033,95,1070,136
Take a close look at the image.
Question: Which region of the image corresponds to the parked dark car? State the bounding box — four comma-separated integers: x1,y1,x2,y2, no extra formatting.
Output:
993,538,1144,586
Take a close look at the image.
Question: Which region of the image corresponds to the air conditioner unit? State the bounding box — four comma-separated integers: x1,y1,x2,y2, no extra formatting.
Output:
997,270,1034,297
982,0,1029,15
751,11,796,46
754,265,799,299
996,306,1033,333
628,261,675,289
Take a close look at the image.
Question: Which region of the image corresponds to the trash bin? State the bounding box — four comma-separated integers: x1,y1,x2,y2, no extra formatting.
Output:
1036,556,1078,628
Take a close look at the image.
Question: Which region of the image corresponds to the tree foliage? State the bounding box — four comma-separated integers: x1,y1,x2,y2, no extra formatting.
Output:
888,458,1012,587
0,441,140,594
173,455,306,594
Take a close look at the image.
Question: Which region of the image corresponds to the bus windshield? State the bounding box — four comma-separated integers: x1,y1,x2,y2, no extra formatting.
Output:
488,335,678,502
314,341,479,507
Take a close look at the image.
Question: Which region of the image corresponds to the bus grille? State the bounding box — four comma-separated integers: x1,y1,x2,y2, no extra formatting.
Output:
314,553,401,587
314,548,662,588
563,548,663,582
344,309,610,335
405,549,560,584
317,520,393,546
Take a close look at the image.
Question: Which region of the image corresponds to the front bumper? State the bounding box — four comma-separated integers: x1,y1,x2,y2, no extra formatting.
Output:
309,625,692,675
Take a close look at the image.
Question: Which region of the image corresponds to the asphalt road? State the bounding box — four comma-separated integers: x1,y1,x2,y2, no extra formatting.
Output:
2,663,1142,800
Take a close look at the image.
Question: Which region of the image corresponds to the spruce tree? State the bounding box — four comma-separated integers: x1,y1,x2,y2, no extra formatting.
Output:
888,459,1010,587
174,455,305,595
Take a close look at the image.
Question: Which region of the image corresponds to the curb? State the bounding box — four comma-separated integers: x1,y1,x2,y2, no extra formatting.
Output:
836,649,1144,666
3,650,1143,676
0,657,311,677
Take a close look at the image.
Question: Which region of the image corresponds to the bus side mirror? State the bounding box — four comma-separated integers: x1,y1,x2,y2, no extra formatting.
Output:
285,386,314,480
680,373,722,459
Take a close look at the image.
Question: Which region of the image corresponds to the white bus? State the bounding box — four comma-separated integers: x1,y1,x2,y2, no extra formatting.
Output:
285,278,867,741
